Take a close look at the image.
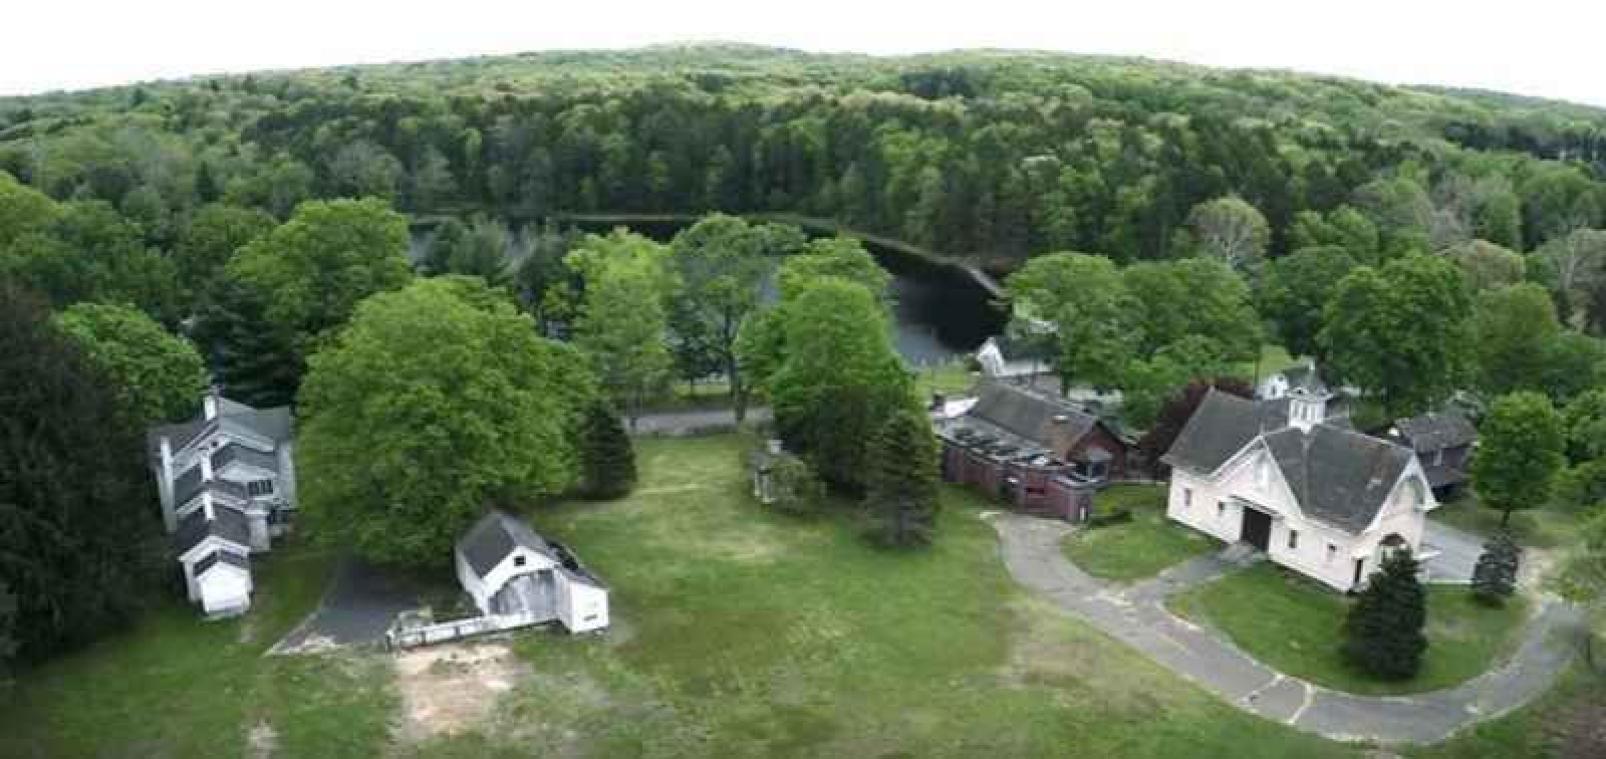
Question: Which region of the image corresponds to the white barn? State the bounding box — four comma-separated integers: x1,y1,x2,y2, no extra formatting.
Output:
455,511,609,634
1162,389,1439,592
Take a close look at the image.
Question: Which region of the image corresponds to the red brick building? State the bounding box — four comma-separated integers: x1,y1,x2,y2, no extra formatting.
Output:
935,381,1129,522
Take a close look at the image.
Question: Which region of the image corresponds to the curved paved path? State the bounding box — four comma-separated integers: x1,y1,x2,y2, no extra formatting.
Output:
986,513,1582,744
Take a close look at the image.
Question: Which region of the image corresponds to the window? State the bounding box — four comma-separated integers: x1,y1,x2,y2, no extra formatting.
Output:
1326,543,1337,564
1183,488,1193,510
513,555,527,568
1287,530,1299,551
1217,501,1226,518
247,479,274,497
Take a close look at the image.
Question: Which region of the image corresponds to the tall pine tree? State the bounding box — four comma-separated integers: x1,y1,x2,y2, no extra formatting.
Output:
864,408,941,548
1342,550,1428,680
1471,531,1522,605
0,287,163,663
191,276,303,407
579,400,636,500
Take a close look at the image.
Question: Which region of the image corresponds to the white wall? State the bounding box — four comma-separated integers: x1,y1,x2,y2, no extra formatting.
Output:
197,569,251,617
1166,446,1432,592
560,576,609,633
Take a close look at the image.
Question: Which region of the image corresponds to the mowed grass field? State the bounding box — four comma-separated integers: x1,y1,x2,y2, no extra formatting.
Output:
416,435,1355,758
0,543,396,758
1062,484,1220,582
0,434,1587,757
1169,563,1531,696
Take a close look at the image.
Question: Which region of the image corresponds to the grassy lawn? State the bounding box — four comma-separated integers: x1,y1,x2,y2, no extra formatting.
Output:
1063,484,1220,582
418,435,1355,758
2,434,1577,757
1410,667,1606,758
1169,563,1531,695
913,358,980,399
1227,344,1304,385
0,540,396,759
1429,494,1585,550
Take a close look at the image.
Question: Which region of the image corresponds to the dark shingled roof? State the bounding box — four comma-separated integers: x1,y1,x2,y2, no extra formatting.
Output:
211,443,281,474
146,396,293,464
174,465,204,506
1162,390,1289,474
174,506,252,554
1395,409,1477,453
456,510,557,577
968,381,1101,452
194,549,250,576
1263,425,1416,534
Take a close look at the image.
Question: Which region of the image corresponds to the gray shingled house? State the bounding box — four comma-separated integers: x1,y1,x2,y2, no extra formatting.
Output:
147,392,297,617
1162,388,1440,592
1392,408,1477,498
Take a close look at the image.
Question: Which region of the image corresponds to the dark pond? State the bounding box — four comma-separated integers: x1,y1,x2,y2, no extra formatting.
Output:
408,218,1005,365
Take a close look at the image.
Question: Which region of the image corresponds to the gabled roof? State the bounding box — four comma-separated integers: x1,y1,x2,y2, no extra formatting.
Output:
146,396,293,463
175,506,252,555
1263,425,1416,534
1162,390,1288,474
194,549,250,576
1395,409,1477,452
211,442,281,474
967,381,1104,452
456,510,557,577
1280,364,1331,397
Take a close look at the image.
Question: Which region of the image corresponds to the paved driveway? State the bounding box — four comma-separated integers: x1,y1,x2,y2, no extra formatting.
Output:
1423,520,1484,584
987,513,1580,745
270,558,423,653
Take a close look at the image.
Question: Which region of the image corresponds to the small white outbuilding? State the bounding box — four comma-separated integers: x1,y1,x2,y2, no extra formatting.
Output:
454,511,609,634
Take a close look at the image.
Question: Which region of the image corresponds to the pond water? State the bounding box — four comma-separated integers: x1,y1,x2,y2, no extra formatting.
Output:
407,219,1005,365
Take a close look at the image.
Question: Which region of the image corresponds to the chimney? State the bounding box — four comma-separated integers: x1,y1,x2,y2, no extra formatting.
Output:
202,391,218,421
158,436,177,532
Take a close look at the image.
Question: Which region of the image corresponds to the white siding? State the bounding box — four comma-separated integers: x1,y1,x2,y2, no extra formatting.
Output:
1167,446,1432,592
559,577,609,633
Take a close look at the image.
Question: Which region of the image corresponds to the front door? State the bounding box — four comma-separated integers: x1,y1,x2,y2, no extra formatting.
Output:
1240,507,1272,551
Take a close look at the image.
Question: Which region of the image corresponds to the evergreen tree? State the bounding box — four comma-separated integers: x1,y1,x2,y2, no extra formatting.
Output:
579,400,636,500
190,276,303,407
0,287,162,663
1471,531,1521,605
1342,550,1428,680
864,408,942,548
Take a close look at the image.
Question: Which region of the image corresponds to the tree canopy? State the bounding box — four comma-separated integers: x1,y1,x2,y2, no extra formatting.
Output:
54,302,208,425
0,288,162,663
296,278,592,568
1472,391,1567,527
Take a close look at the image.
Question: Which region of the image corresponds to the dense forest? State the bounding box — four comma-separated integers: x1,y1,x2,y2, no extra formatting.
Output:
3,44,1606,270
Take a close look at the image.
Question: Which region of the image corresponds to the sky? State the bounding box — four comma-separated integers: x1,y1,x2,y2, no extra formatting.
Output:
4,0,1603,107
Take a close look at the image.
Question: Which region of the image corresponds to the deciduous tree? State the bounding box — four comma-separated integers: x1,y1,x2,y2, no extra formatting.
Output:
1258,245,1356,360
1469,284,1560,396
1005,252,1138,391
54,303,207,425
1472,392,1567,527
1319,255,1472,417
297,278,592,568
1181,195,1269,270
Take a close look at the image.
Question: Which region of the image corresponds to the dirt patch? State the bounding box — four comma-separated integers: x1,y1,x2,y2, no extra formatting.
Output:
270,632,341,656
393,641,525,743
247,719,278,759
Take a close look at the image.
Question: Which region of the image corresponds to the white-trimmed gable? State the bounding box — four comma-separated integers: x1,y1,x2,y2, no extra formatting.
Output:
1215,441,1307,523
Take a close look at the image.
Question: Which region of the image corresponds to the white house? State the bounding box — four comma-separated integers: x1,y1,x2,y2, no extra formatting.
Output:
147,391,297,617
455,511,609,634
1162,388,1439,592
975,329,1055,379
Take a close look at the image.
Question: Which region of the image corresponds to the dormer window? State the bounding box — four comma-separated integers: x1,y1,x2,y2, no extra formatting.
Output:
247,480,274,497
513,555,527,568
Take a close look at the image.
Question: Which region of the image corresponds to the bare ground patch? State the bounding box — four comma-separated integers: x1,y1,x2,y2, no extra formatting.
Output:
392,641,526,743
247,719,278,759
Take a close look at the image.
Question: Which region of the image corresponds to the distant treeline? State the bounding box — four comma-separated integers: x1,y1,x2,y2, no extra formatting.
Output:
2,45,1606,268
